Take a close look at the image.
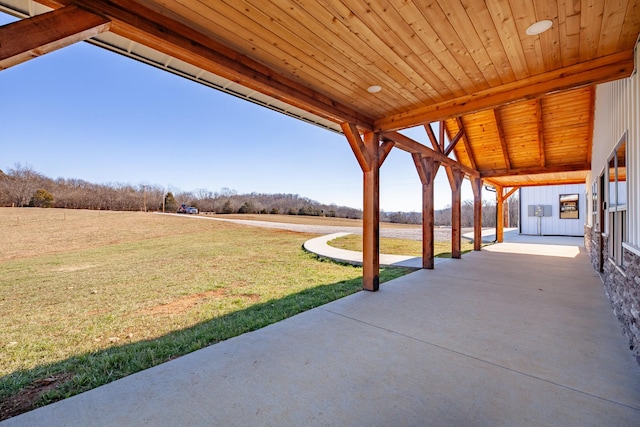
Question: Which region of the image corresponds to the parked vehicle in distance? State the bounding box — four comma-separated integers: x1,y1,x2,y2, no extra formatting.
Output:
177,204,198,214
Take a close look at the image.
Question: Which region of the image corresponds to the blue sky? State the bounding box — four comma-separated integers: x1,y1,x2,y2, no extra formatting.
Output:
0,12,482,212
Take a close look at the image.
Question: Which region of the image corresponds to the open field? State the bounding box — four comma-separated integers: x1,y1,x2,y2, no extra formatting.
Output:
0,208,412,420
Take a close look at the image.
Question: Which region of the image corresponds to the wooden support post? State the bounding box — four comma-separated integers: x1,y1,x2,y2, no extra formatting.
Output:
342,123,384,291
413,154,439,269
446,167,465,259
0,6,111,70
495,185,504,243
496,186,519,243
471,177,483,251
362,132,380,291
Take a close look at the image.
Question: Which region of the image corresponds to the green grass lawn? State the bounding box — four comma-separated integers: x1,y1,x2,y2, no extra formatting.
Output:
0,208,412,420
327,233,476,258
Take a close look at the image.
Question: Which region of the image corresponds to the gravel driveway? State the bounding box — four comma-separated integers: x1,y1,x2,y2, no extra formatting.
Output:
174,214,472,242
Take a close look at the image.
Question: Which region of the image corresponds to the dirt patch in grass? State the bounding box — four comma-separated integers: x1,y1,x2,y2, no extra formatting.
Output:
0,373,73,421
138,289,227,315
139,290,264,316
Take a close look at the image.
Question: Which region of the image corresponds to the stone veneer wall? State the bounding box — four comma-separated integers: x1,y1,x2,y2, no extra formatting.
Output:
587,225,640,364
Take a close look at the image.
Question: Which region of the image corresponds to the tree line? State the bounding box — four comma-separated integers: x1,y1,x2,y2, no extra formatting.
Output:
0,164,362,218
0,163,518,226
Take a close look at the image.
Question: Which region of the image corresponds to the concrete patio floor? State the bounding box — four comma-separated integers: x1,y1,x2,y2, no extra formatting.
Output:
3,235,640,426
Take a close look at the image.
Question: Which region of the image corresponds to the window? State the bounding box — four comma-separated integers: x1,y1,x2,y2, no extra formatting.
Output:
559,194,579,219
591,182,597,225
607,137,627,267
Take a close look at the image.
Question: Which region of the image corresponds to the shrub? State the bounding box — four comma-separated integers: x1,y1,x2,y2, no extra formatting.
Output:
29,189,54,208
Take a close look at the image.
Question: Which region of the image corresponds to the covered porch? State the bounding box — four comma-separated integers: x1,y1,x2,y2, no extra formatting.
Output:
4,235,639,426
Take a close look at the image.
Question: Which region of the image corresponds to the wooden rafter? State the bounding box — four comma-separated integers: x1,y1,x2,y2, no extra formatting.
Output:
381,130,479,177
424,123,442,153
45,0,374,129
480,162,590,178
438,121,446,152
493,109,511,170
456,117,477,171
536,99,546,167
482,175,587,188
0,6,111,70
375,50,634,131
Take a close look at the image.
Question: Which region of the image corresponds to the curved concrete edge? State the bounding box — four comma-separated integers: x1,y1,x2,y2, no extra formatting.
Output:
303,233,448,269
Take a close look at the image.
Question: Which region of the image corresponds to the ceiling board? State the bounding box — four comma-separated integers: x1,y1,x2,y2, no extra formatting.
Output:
2,0,637,188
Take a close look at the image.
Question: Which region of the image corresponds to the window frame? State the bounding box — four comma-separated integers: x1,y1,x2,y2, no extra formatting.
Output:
607,133,628,268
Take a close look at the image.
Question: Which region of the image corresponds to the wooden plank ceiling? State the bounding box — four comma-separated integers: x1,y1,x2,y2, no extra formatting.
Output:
7,0,640,187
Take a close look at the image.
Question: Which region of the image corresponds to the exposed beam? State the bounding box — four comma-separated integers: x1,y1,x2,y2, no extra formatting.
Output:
536,99,546,167
51,0,373,129
480,163,591,178
381,131,479,178
0,6,110,70
375,51,635,131
483,177,588,188
456,118,477,171
493,109,511,170
438,120,446,152
424,123,442,153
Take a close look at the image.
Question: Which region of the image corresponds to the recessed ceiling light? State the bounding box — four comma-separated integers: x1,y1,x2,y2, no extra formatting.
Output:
367,85,382,93
526,20,553,36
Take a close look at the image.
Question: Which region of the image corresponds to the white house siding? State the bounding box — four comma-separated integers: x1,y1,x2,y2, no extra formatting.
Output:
520,184,586,236
588,36,640,364
590,38,639,248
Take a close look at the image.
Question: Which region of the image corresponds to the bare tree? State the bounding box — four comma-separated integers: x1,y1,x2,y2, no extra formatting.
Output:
1,163,45,207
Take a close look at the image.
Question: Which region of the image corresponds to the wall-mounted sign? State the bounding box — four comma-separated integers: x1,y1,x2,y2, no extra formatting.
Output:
559,194,579,219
